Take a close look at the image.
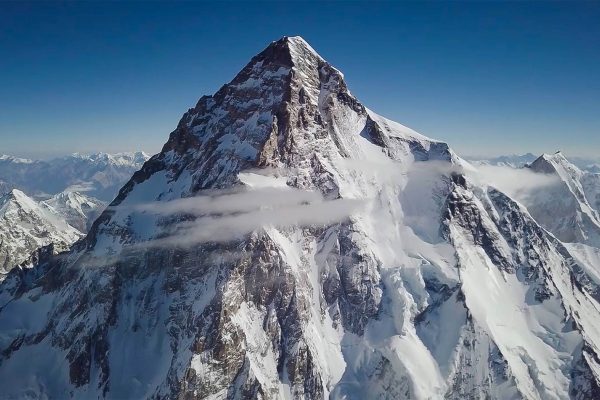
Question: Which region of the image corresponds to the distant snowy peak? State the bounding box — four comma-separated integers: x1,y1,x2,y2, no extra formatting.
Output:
530,152,586,199
0,189,82,278
122,35,454,206
42,190,106,233
531,151,581,176
0,189,40,213
471,152,600,173
0,155,34,164
0,188,102,277
526,152,600,245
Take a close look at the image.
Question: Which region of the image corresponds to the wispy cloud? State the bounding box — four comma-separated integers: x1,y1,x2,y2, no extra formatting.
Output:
116,184,363,249
472,164,561,202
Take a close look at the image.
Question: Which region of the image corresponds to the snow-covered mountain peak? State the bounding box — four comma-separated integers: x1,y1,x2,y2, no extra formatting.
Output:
530,152,586,199
525,152,600,246
0,189,39,213
532,151,581,176
42,190,106,233
262,35,325,68
282,35,316,50
0,189,82,277
531,152,585,193
44,189,103,211
3,37,600,400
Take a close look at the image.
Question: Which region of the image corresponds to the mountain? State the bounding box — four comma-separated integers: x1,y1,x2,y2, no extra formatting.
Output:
2,36,600,399
467,153,538,168
0,189,83,279
42,190,106,233
525,152,600,247
0,151,150,201
470,153,600,174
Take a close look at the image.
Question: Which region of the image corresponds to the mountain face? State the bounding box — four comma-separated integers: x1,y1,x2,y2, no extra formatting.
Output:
0,189,83,279
2,36,600,400
0,151,149,201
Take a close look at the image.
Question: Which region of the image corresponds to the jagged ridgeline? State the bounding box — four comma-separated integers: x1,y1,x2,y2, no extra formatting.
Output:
1,36,600,399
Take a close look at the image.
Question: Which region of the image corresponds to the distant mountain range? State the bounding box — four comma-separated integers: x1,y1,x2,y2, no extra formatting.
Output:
0,152,149,279
0,151,150,201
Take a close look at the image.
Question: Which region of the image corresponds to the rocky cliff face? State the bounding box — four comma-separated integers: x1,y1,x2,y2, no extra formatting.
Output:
1,36,600,400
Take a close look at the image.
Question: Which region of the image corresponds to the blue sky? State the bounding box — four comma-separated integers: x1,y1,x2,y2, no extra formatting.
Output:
1,2,599,158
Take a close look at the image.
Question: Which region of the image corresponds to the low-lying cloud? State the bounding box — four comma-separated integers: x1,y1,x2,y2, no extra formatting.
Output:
120,185,363,248
473,164,561,202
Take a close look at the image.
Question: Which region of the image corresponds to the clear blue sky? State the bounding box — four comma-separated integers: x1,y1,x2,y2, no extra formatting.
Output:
1,1,599,158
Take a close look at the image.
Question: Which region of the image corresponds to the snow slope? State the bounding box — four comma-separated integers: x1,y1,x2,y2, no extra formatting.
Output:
0,36,599,400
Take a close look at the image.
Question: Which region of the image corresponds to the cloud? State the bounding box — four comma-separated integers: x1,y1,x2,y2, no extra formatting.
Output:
129,186,323,216
118,184,363,249
472,164,561,201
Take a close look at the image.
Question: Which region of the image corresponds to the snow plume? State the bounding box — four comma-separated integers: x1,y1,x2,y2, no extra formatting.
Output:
472,164,561,202
123,186,363,248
